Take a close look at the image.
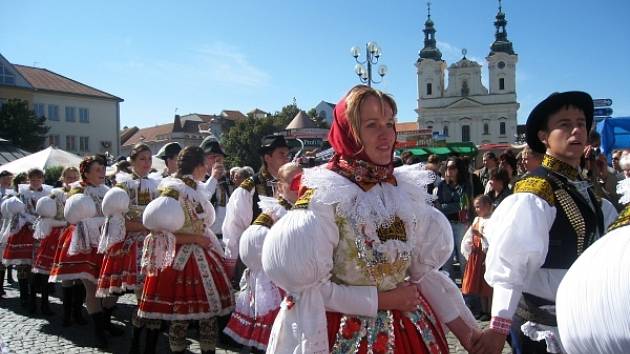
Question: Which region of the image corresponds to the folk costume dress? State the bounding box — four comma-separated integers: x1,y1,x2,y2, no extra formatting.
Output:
49,182,109,284
261,163,478,354
96,172,159,297
460,216,492,297
484,155,619,353
555,178,630,354
224,196,291,350
31,188,69,274
2,184,52,266
138,175,234,321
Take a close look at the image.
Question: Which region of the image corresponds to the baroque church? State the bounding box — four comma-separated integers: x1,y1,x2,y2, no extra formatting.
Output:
416,2,519,145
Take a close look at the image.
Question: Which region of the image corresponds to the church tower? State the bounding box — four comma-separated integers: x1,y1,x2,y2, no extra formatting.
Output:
487,0,517,94
416,2,446,118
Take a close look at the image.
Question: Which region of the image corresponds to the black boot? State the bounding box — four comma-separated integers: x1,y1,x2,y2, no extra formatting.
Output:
103,306,125,337
0,267,5,296
39,275,53,316
144,328,160,354
90,312,108,349
72,284,87,325
28,275,39,315
128,325,143,354
18,278,29,308
7,266,15,284
62,286,73,326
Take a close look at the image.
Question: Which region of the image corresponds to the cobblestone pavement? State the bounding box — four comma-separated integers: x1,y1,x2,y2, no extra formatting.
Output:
0,275,511,353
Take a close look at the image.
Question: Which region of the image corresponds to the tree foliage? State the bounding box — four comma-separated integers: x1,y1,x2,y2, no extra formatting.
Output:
0,99,49,152
222,102,302,170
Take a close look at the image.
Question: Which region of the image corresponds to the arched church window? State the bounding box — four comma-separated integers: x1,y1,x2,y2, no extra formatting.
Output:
462,125,471,142
483,123,489,135
461,80,470,96
499,78,505,90
500,122,506,135
443,125,449,136
426,83,432,96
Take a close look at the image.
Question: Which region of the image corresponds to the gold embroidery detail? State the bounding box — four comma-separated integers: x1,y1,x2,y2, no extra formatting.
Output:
277,197,292,210
253,213,274,228
294,188,315,209
68,186,84,196
555,189,587,255
514,176,555,206
376,217,407,242
160,187,180,200
137,190,151,205
608,205,630,232
181,177,197,190
542,155,579,180
239,177,255,192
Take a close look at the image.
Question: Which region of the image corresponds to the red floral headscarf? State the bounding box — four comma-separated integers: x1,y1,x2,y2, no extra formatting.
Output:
326,87,397,191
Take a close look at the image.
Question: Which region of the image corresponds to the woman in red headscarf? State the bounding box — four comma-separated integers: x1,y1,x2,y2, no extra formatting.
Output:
261,85,480,354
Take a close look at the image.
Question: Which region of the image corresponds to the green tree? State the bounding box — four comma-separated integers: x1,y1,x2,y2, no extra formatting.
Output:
0,99,49,151
222,102,303,170
44,166,64,186
307,108,330,129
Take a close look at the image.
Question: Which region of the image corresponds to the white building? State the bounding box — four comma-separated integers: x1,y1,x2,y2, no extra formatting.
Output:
0,53,123,156
415,3,519,145
314,100,335,126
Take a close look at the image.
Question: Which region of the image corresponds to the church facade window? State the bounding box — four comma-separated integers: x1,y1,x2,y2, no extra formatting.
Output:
462,125,471,142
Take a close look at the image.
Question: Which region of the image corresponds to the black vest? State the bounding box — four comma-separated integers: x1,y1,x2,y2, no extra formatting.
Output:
250,173,274,222
528,167,605,269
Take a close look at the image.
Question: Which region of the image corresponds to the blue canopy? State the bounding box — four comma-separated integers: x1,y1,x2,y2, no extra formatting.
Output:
597,117,630,160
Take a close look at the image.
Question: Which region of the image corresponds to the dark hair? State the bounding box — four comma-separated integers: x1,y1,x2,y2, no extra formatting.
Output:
177,146,206,176
474,194,493,206
499,152,518,174
427,154,440,164
446,156,467,184
130,143,152,161
483,152,498,161
79,155,106,181
27,168,44,179
489,168,511,186
12,172,27,192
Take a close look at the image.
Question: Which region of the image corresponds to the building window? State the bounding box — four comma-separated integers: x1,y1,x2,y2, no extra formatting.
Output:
47,105,59,121
33,103,45,118
443,126,449,136
499,78,505,90
79,136,89,152
462,125,471,142
65,106,76,122
500,122,506,135
427,125,433,131
66,135,76,151
48,135,60,147
79,108,89,123
0,63,16,85
426,83,432,96
461,80,470,96
483,123,489,135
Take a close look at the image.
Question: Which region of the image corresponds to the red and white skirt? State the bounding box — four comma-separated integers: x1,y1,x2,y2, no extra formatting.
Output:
96,232,145,297
2,225,35,266
224,270,284,350
326,294,449,354
32,226,65,274
138,244,234,321
48,225,103,283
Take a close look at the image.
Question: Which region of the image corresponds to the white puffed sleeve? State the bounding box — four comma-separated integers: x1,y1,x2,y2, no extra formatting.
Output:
408,206,477,328
262,202,378,354
239,224,267,272
557,225,630,354
98,187,130,253
484,193,556,320
33,197,67,240
461,224,474,261
141,195,185,274
221,186,254,264
64,194,101,255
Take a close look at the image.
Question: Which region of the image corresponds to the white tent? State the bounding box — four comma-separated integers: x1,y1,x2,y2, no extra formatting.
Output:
0,146,83,174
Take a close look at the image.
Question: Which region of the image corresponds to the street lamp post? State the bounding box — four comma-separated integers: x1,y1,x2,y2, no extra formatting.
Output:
351,41,388,87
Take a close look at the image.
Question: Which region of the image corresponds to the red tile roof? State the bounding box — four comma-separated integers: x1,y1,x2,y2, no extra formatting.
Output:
221,110,247,121
396,122,420,132
13,65,122,101
123,123,173,146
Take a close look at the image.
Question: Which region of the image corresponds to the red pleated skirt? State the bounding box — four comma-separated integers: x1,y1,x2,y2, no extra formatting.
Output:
2,225,35,266
138,244,234,321
224,307,280,350
326,295,449,354
96,232,144,297
32,226,65,274
48,225,103,283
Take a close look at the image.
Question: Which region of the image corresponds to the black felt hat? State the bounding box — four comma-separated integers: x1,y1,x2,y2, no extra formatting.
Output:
156,142,182,160
259,135,289,155
200,136,225,156
526,91,594,153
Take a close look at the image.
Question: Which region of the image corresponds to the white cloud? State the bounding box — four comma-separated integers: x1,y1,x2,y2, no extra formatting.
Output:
194,42,271,88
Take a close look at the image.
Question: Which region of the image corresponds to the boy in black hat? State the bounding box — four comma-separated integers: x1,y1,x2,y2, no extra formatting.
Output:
199,136,230,239
156,142,182,177
473,92,619,354
221,135,289,280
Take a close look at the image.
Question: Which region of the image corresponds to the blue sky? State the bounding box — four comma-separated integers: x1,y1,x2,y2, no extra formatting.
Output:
2,0,629,127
